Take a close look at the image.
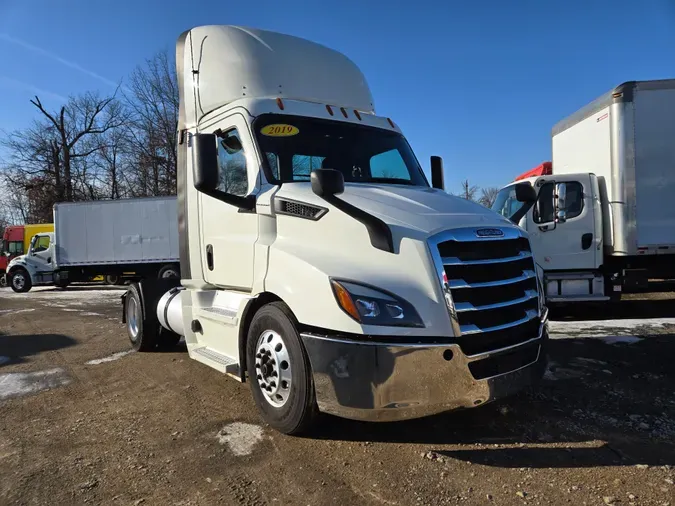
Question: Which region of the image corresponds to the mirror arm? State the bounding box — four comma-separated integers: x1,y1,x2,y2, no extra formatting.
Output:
199,188,256,211
508,201,536,224
322,194,394,253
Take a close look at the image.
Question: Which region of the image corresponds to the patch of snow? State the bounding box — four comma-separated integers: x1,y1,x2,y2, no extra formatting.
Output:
0,357,11,366
600,335,642,345
550,318,675,334
216,422,264,456
85,350,133,365
0,308,35,315
0,368,70,401
80,312,103,316
61,308,80,312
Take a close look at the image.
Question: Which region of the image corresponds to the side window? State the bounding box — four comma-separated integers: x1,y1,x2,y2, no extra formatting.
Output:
291,155,324,181
564,182,584,219
35,236,50,252
265,152,279,180
8,241,23,254
216,129,248,197
533,181,584,223
370,149,409,180
533,183,555,223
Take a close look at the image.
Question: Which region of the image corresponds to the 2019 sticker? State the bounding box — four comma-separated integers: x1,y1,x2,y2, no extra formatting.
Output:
261,124,299,137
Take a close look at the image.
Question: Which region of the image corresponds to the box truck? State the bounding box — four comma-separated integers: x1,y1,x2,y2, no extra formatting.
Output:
7,196,180,292
1,223,54,287
122,25,548,435
493,79,675,302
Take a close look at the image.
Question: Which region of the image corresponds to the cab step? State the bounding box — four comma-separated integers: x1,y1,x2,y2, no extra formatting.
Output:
191,346,240,378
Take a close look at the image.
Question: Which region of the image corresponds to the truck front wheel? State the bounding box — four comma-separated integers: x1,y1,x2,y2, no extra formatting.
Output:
158,264,180,279
10,268,32,293
246,302,318,435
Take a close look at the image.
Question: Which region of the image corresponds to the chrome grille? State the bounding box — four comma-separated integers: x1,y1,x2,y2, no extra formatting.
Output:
430,227,542,360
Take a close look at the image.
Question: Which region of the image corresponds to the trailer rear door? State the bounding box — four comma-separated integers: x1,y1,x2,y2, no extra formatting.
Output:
634,87,675,251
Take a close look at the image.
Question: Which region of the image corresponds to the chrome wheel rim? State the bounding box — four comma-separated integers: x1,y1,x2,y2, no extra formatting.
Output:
255,330,292,408
161,269,178,278
13,273,25,290
127,297,139,340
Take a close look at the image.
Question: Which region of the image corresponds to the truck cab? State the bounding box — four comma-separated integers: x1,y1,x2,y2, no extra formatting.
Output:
123,25,549,435
493,166,607,302
7,232,63,292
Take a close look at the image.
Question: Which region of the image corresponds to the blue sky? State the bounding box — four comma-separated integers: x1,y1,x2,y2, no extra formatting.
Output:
1,0,674,193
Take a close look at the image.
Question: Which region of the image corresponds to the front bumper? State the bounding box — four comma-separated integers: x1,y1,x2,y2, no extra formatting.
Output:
301,312,549,422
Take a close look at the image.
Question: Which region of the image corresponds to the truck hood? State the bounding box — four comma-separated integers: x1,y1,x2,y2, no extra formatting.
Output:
7,255,27,269
277,183,516,236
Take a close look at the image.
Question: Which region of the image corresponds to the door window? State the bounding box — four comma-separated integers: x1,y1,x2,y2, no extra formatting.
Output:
533,181,584,223
34,236,50,252
216,129,248,197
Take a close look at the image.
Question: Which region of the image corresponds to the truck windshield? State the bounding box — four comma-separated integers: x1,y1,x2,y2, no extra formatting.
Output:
491,184,526,219
253,114,429,186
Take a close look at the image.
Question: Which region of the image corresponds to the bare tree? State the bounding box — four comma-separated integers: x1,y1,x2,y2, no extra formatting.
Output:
124,49,179,196
478,187,500,208
459,179,479,201
29,91,124,201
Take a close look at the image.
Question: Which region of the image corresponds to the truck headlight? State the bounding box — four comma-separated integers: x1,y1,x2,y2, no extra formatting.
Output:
330,279,424,327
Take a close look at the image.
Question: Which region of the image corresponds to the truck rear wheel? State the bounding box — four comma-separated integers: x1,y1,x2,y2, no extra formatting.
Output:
10,268,32,293
246,302,318,435
124,284,157,352
158,264,180,279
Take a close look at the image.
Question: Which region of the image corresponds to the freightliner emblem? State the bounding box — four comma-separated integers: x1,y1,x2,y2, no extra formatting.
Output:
475,228,504,238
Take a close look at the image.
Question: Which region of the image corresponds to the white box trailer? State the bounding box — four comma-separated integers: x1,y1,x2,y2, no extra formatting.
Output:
7,196,180,292
551,79,675,257
54,196,179,267
492,79,675,302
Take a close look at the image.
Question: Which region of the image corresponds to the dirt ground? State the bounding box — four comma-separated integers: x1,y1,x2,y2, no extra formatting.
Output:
0,285,674,506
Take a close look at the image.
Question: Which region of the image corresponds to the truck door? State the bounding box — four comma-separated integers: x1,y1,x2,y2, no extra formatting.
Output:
26,234,54,273
526,174,600,272
198,113,260,290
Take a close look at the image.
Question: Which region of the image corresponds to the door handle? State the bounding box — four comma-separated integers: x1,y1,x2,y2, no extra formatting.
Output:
206,244,214,271
581,233,593,250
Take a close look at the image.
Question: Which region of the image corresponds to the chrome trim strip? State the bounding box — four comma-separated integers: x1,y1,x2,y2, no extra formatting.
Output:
430,226,526,243
460,309,539,335
442,251,532,266
455,290,538,312
449,270,535,289
299,333,455,348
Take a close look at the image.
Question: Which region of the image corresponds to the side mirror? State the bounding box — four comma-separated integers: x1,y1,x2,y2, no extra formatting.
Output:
515,183,537,203
555,182,567,223
311,169,344,197
191,133,255,210
193,133,219,193
430,156,444,190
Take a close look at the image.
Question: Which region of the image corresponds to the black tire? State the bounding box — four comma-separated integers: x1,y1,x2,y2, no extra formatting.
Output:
0,274,7,288
10,268,32,293
124,283,157,352
105,274,120,285
246,302,318,435
158,264,180,279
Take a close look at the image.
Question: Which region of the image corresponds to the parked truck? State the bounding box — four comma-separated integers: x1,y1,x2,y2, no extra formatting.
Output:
121,25,548,435
7,196,180,293
1,223,54,287
492,79,675,303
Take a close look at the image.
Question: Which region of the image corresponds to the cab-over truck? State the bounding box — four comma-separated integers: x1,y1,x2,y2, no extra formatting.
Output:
123,25,549,435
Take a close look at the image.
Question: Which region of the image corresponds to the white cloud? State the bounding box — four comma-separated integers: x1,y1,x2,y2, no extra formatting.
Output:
0,32,120,89
0,76,66,102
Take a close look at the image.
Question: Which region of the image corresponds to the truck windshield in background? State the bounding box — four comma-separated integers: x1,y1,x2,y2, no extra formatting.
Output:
492,184,526,219
251,114,430,187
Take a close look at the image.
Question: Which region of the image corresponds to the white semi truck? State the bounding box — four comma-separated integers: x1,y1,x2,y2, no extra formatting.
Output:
7,196,180,292
493,79,675,303
123,25,549,435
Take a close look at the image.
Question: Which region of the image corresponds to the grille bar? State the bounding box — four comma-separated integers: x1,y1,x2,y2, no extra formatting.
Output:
449,270,536,289
442,251,532,266
430,227,543,360
460,310,539,335
455,290,538,312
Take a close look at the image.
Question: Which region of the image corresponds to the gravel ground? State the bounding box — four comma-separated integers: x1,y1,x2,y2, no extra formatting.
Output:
0,285,674,506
